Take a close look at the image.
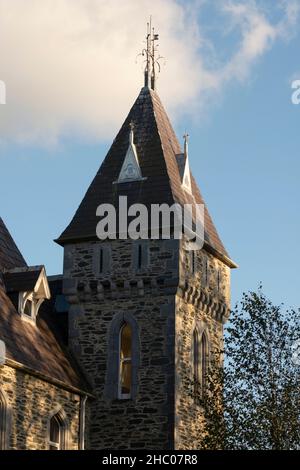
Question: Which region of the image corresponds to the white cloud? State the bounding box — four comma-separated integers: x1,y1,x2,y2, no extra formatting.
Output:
278,0,300,38
0,0,299,146
220,1,277,83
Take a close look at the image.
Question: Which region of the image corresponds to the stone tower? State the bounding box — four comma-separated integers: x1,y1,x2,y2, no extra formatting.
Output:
56,32,237,450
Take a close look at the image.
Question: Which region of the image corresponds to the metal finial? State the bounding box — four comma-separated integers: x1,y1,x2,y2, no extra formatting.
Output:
150,26,160,90
137,18,164,91
144,19,151,88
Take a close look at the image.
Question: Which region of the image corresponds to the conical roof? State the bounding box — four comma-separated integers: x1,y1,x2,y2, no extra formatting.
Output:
56,87,236,268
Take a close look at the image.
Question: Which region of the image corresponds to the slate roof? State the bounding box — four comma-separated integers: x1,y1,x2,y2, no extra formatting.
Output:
0,217,26,271
0,220,90,394
56,87,236,267
0,280,90,394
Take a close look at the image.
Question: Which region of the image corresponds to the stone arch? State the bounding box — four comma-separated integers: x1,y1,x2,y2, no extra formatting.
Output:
191,320,211,396
0,388,11,450
47,406,70,450
104,312,140,401
193,320,211,358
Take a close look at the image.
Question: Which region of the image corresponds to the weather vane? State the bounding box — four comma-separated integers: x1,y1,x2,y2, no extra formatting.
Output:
137,17,165,91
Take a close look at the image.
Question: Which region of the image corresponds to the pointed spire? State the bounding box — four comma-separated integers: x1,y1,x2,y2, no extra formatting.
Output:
57,88,235,267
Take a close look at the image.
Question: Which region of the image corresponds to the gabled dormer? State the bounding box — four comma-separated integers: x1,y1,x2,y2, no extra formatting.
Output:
3,266,51,324
176,133,192,194
117,122,143,183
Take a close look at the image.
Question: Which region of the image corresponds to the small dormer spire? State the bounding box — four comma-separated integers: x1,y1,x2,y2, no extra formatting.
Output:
129,121,135,145
140,18,163,91
182,132,192,193
183,132,189,158
117,121,143,183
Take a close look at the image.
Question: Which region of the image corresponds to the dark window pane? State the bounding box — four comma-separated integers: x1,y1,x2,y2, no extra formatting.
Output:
120,324,132,359
99,248,103,273
120,360,132,395
201,333,207,388
138,244,142,270
119,323,132,396
24,300,32,317
50,416,60,444
193,330,199,382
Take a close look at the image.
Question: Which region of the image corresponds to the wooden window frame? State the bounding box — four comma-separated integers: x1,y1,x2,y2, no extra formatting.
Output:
47,410,68,450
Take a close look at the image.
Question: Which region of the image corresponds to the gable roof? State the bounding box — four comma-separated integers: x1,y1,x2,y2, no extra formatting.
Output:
56,87,236,268
0,218,26,271
0,218,90,394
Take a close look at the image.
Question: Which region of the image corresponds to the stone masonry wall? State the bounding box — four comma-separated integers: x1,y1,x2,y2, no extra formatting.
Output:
63,238,179,450
0,365,81,450
174,241,231,449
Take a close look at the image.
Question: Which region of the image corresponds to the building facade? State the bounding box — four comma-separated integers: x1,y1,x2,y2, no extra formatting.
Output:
0,32,236,450
0,219,91,450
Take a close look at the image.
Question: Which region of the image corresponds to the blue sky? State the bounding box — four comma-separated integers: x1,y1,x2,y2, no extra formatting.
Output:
0,0,299,308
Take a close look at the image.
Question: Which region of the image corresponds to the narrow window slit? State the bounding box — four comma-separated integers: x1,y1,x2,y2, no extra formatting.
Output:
138,244,142,270
119,323,132,399
99,248,104,274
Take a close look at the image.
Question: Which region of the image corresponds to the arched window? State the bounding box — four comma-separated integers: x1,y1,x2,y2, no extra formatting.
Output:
190,250,196,275
193,329,208,399
193,329,200,387
0,389,10,450
105,312,140,401
200,332,208,393
119,323,132,399
48,411,67,450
